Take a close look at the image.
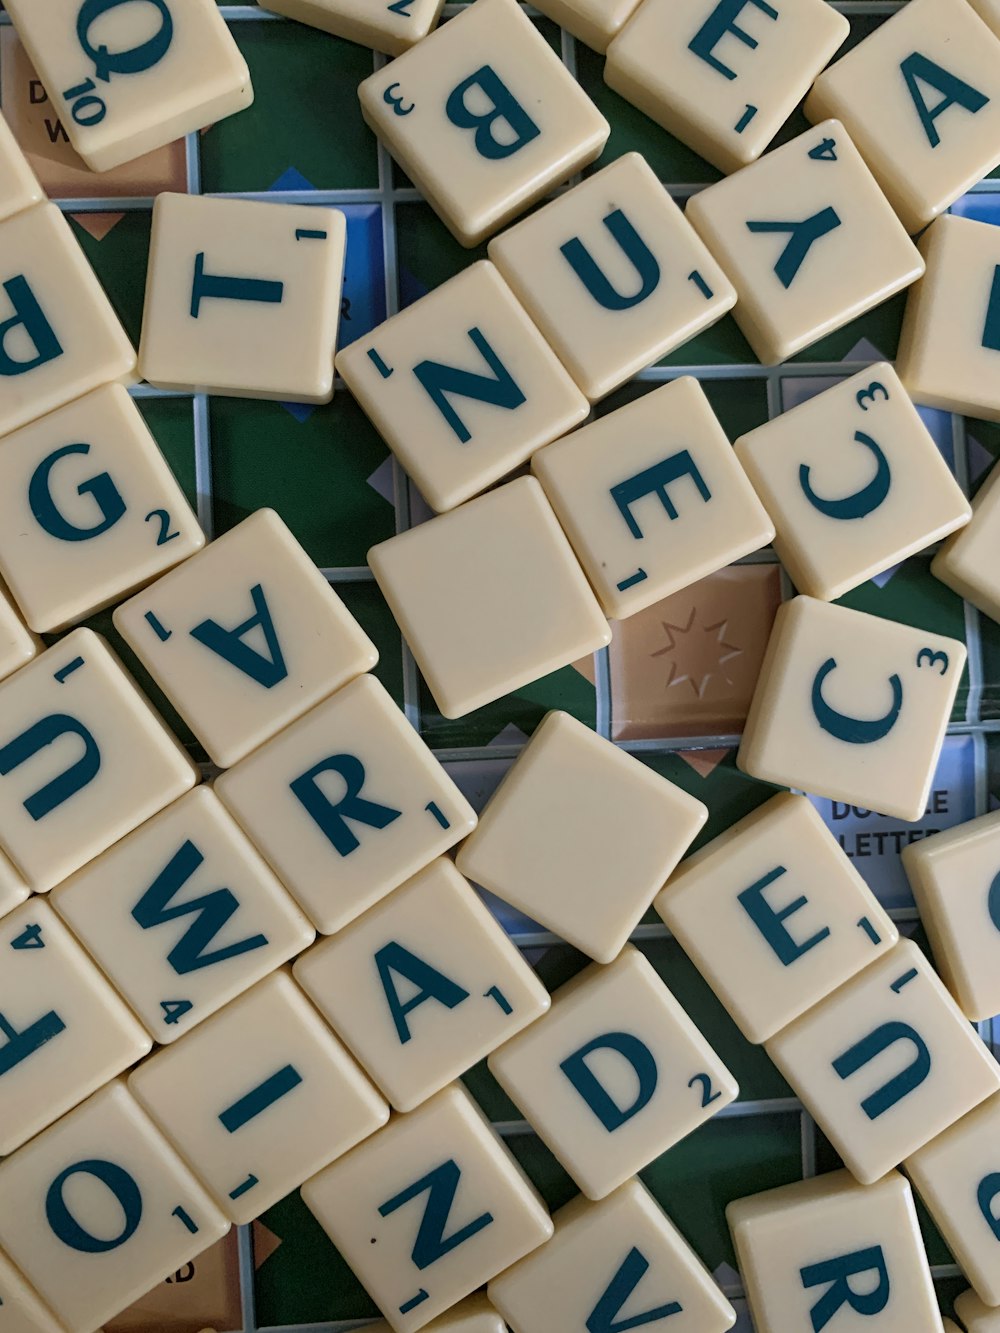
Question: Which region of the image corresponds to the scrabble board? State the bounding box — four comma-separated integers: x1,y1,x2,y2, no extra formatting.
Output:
1,1,999,1330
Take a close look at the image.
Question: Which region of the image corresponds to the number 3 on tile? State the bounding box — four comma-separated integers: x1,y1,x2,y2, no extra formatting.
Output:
916,648,949,676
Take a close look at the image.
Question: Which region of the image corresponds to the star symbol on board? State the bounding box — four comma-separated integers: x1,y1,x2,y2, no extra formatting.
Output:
650,606,743,698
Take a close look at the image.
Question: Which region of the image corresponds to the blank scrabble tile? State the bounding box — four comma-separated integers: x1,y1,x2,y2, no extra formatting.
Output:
3,0,251,173
968,0,1000,37
656,793,898,1044
735,365,970,603
0,202,136,438
215,674,477,935
266,0,444,54
302,1083,553,1333
805,0,1000,234
906,1093,1000,1307
606,0,848,174
531,0,640,52
902,811,1000,1022
0,630,197,892
956,1290,1000,1330
531,378,774,620
934,463,1000,622
0,580,38,684
488,156,736,401
898,217,1000,426
368,478,611,719
0,1081,229,1333
728,1169,940,1333
0,108,42,223
336,262,588,513
0,847,29,921
489,1177,736,1333
52,788,316,1045
115,509,376,769
685,121,923,366
0,1248,64,1333
140,194,346,403
368,1297,506,1333
0,385,204,634
130,971,389,1225
293,858,550,1111
0,899,151,1158
488,945,737,1200
765,940,1000,1184
456,710,707,962
737,596,965,823
358,0,610,247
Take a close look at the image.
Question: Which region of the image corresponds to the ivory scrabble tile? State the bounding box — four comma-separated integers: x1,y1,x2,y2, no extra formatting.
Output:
956,1290,1000,1330
488,945,738,1200
214,673,477,934
0,385,204,634
765,940,1000,1184
727,1169,941,1333
129,970,389,1225
0,898,151,1158
0,1081,229,1333
898,216,1000,427
368,477,611,719
488,156,736,402
655,793,898,1044
0,630,197,892
734,365,970,603
906,1093,1000,1307
605,0,848,174
336,262,588,513
265,0,444,54
52,787,316,1045
804,0,1000,234
489,1177,736,1333
531,378,774,620
934,464,1000,626
530,0,640,52
293,857,550,1111
114,509,376,769
0,1248,65,1333
0,580,38,685
0,109,42,224
902,811,1000,1022
3,0,251,173
368,1296,507,1333
737,596,965,823
357,0,610,247
140,194,346,404
456,710,707,962
0,202,136,439
684,121,924,366
302,1083,552,1332
968,0,1000,37
0,847,29,921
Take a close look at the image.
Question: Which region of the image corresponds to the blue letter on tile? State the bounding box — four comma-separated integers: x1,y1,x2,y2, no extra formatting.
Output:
983,266,1000,353
560,1032,658,1131
800,1246,890,1331
29,443,126,542
978,1172,1000,1241
811,658,902,745
0,1007,66,1077
688,0,779,80
832,1021,931,1120
190,254,283,318
799,431,891,521
414,329,526,444
746,208,841,289
561,211,661,312
0,714,101,821
379,1159,494,1269
290,753,401,857
611,451,711,539
586,1247,682,1331
375,942,470,1045
738,866,831,966
445,65,540,160
0,276,63,378
190,584,288,689
46,1160,143,1253
900,53,988,149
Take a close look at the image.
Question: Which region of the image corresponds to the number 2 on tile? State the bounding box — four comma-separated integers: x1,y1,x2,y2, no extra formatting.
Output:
145,509,180,546
688,1072,722,1107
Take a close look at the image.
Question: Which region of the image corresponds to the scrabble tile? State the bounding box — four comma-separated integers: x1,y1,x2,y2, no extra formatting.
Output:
0,202,136,439
0,848,29,922
605,0,848,174
530,0,640,52
0,898,151,1159
804,0,1000,234
906,1093,1000,1307
737,596,965,823
301,1083,553,1333
336,262,588,513
3,0,251,174
967,0,1000,38
0,1248,64,1333
684,120,923,366
734,365,970,603
487,155,736,402
368,1296,506,1333
0,580,39,685
489,1177,736,1333
0,385,204,635
0,630,197,893
51,788,316,1045
655,793,898,1044
0,1080,229,1333
357,0,610,247
0,108,42,223
368,477,611,719
956,1290,1000,1330
934,468,1000,625
139,194,347,404
114,509,376,769
265,0,444,54
488,944,738,1200
897,216,1000,427
129,970,389,1225
215,674,477,934
765,940,1000,1183
456,710,707,962
727,1169,941,1333
293,858,549,1111
531,378,774,620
